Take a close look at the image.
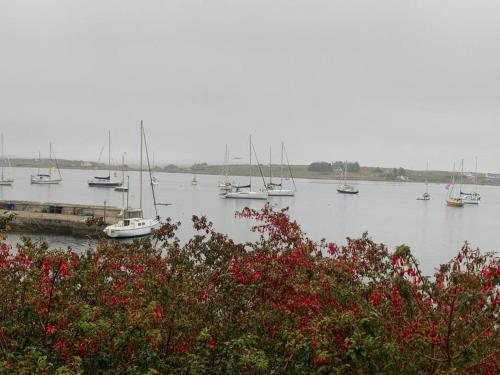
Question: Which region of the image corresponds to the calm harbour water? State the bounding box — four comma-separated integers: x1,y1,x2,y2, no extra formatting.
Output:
1,167,499,275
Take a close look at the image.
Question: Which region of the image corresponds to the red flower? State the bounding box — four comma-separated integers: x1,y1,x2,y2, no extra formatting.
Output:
153,304,163,324
208,339,216,349
135,263,144,274
55,338,66,351
315,356,328,366
370,291,382,307
46,325,57,335
327,243,338,255
58,260,70,278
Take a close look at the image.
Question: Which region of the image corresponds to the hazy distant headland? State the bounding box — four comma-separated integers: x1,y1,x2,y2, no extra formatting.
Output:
7,158,498,186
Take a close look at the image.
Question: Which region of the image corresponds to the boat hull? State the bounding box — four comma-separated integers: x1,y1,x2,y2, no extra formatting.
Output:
88,181,122,187
337,189,359,194
0,180,14,186
224,191,268,200
447,199,464,207
268,189,295,197
104,218,160,238
31,178,61,185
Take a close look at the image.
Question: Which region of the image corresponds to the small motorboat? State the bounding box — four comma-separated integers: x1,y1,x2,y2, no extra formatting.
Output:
337,184,359,194
417,192,431,201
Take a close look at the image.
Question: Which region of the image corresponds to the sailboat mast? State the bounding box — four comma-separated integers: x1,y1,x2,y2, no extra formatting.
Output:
475,156,478,193
344,160,348,184
121,153,126,208
460,159,464,194
37,151,41,175
269,146,272,184
140,121,143,212
49,143,52,178
1,134,4,180
425,161,429,194
280,141,284,188
249,135,252,189
108,130,111,178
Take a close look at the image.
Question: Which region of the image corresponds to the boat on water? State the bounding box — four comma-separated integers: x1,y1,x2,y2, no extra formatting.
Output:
337,161,359,194
218,145,232,192
267,142,296,197
114,153,129,192
0,134,14,186
31,144,62,184
224,135,268,200
104,121,160,238
417,162,431,200
446,161,464,207
88,131,122,188
192,175,198,185
460,157,481,204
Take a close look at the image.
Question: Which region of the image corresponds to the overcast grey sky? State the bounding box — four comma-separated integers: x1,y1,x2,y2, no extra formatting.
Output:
1,0,499,171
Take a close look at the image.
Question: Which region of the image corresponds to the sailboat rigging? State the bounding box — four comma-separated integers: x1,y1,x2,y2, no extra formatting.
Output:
461,157,481,204
267,142,296,197
114,153,129,192
88,131,122,187
0,134,14,186
417,161,431,201
30,143,62,184
218,145,232,191
104,121,160,238
446,161,464,207
337,161,359,194
224,135,268,199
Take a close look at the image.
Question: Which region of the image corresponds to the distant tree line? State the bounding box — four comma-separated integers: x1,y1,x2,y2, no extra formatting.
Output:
308,161,360,173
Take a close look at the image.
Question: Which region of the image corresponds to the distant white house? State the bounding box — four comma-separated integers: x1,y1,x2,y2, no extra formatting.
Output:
485,173,500,181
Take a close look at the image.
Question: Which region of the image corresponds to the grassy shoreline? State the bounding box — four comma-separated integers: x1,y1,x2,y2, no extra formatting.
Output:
8,159,498,186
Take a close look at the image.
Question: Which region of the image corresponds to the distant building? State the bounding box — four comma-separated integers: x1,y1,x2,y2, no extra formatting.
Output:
81,161,93,167
485,173,500,181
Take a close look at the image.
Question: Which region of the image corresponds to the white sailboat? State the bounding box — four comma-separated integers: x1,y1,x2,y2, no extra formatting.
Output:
224,135,268,200
417,161,431,201
267,142,296,197
30,144,62,184
218,145,232,191
88,131,122,187
337,161,359,194
0,134,14,186
461,157,481,204
192,174,198,185
104,121,160,238
446,161,464,207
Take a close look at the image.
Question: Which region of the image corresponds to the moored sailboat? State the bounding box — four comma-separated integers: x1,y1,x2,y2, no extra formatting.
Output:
218,145,232,191
337,161,359,194
417,161,431,201
88,131,122,187
461,157,481,204
267,142,296,197
224,136,268,200
31,144,62,184
446,161,464,207
104,121,160,238
0,134,14,186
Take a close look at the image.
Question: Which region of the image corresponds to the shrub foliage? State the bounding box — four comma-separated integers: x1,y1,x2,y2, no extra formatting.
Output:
0,206,498,374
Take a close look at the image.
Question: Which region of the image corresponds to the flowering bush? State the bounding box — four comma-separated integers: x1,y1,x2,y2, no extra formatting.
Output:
0,206,498,374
